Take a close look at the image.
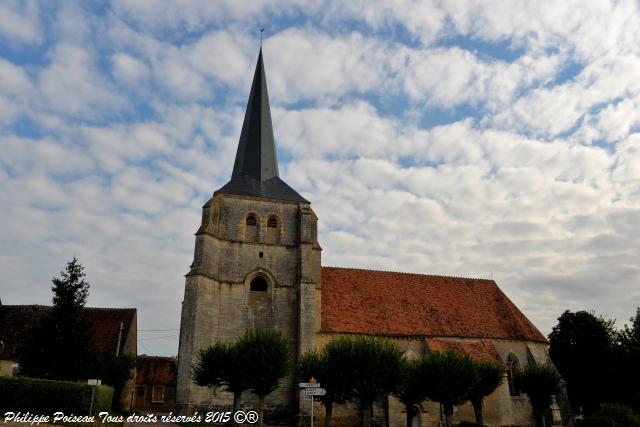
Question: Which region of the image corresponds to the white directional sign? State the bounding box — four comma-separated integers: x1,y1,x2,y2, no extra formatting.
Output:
304,387,327,396
299,382,321,388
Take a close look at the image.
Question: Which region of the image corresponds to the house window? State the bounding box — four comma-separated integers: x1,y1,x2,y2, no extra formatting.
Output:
250,276,268,292
152,385,164,403
507,354,520,396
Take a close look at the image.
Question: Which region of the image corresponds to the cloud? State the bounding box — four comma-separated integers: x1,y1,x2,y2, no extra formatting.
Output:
0,0,41,44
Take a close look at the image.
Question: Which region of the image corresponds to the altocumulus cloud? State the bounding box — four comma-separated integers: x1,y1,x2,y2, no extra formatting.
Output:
0,0,639,355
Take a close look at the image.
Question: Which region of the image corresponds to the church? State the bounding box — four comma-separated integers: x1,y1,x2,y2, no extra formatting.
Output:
176,49,561,427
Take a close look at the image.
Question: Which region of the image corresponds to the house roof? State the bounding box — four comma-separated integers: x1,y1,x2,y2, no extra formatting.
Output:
426,338,504,364
320,267,547,343
0,304,136,359
215,48,307,203
136,355,177,386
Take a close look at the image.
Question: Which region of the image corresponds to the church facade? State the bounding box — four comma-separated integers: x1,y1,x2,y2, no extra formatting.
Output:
176,50,561,427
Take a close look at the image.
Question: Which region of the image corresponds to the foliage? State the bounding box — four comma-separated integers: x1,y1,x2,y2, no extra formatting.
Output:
591,404,640,427
422,350,478,427
0,376,113,414
18,258,95,381
393,357,427,407
393,357,428,427
347,336,402,427
468,360,505,425
618,308,640,412
548,310,616,414
239,328,291,397
193,341,234,391
88,352,136,409
515,364,562,427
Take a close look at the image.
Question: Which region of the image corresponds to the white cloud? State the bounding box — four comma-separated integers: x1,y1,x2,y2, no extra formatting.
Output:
0,0,41,44
39,44,128,118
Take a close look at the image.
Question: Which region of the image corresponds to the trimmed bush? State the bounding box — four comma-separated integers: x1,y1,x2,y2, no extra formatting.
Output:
0,376,113,414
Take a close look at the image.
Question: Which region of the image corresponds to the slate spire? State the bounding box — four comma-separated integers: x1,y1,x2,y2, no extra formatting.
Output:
215,48,307,203
232,47,279,181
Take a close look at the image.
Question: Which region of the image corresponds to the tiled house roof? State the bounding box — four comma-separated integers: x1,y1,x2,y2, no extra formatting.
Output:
136,355,177,386
0,304,136,359
426,338,504,364
320,267,547,343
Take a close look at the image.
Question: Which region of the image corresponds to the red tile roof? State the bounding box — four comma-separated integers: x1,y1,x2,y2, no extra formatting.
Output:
427,338,504,364
320,267,546,343
136,355,177,385
0,305,136,359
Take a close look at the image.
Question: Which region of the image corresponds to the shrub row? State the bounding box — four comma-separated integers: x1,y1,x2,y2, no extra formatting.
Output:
0,376,113,414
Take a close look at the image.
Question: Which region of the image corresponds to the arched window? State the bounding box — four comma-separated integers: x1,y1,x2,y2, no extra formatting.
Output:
267,217,278,228
250,276,268,292
507,353,520,396
246,215,257,226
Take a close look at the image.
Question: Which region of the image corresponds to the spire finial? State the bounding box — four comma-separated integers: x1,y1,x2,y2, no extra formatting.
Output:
260,25,264,47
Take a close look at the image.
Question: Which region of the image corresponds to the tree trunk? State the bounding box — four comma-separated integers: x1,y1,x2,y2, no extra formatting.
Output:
361,402,372,427
231,392,241,427
257,395,266,427
324,401,333,427
443,403,454,427
405,403,414,427
472,398,483,425
384,397,389,427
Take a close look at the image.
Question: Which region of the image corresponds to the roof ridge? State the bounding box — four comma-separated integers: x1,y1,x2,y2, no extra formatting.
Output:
321,265,495,282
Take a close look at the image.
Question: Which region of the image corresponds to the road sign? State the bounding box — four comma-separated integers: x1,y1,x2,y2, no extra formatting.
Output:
299,382,321,388
304,387,327,396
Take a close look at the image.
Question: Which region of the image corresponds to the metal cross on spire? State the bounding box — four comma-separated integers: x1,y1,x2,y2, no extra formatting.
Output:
260,25,264,47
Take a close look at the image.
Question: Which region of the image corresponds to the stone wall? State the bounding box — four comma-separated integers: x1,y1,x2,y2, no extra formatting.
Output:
176,193,321,414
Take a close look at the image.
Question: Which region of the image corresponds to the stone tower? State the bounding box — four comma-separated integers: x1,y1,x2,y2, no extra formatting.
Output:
176,48,322,413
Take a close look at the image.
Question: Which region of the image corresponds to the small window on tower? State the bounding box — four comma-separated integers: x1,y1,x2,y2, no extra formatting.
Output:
246,215,257,226
250,276,268,292
267,217,278,228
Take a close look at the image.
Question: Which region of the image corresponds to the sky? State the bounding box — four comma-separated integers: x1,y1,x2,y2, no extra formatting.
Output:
1,0,639,356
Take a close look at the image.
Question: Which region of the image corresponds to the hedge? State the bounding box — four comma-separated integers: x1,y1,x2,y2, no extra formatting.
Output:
0,376,114,414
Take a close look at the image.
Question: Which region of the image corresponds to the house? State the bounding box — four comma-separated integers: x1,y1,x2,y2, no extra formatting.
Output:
0,304,137,410
134,355,177,412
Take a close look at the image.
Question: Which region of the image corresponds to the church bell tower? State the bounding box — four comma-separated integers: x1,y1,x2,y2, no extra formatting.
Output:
176,48,322,412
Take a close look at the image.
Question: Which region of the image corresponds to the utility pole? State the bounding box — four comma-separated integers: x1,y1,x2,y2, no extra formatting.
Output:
116,321,124,356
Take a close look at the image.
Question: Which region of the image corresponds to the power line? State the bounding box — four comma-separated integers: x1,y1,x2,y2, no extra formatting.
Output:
138,334,179,341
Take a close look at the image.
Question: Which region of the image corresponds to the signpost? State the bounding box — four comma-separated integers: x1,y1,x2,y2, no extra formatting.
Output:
299,377,325,427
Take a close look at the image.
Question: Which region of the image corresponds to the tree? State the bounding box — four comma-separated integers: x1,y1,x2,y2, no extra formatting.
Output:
239,329,291,427
422,350,478,427
348,336,403,427
515,364,562,427
18,258,94,380
549,310,616,414
193,341,235,395
618,308,640,413
468,360,505,426
88,352,137,409
393,357,428,427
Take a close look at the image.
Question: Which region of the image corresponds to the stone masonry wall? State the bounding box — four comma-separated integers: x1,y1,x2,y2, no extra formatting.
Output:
176,193,321,415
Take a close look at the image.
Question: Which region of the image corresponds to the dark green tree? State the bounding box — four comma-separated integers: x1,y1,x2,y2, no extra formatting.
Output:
549,310,616,414
18,258,94,380
618,308,640,412
468,360,505,426
515,364,562,427
239,329,291,427
422,350,478,427
88,352,136,409
348,336,403,427
393,357,428,427
299,348,353,427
